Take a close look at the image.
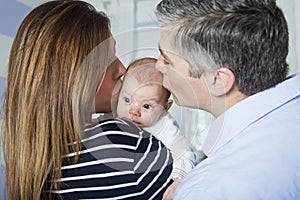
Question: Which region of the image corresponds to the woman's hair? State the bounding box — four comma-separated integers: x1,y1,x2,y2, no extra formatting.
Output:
2,0,111,199
156,0,289,95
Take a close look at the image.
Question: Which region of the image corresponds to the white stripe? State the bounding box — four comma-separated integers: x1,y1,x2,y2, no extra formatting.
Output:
116,118,130,126
53,175,147,194
61,157,133,170
133,134,153,171
78,141,172,200
84,119,123,132
69,120,126,146
59,170,134,182
94,141,171,200
67,144,137,157
149,148,172,200
54,139,169,197
80,130,140,143
135,130,143,152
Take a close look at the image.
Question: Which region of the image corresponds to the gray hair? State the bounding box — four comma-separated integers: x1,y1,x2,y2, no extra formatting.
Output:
156,0,289,95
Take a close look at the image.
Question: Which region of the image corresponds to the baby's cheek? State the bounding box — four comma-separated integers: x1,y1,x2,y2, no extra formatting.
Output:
116,104,128,118
144,111,159,126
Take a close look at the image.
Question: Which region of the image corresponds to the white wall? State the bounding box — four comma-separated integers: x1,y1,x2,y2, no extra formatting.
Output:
277,0,300,74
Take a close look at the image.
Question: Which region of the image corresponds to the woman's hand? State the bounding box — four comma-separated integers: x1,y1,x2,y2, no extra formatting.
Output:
162,178,181,200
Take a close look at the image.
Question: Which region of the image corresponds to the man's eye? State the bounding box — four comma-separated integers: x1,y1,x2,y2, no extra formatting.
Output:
163,59,170,65
143,104,151,109
124,97,130,103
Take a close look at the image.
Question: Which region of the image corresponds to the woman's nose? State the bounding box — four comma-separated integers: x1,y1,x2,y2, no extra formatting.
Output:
115,59,126,79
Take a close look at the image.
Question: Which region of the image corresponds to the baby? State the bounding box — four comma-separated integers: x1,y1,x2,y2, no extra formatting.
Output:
116,57,195,200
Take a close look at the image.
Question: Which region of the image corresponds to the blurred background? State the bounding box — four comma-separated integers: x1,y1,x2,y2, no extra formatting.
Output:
0,0,300,198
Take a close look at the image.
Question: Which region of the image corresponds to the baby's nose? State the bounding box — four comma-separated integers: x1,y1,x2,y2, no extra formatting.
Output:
129,105,141,117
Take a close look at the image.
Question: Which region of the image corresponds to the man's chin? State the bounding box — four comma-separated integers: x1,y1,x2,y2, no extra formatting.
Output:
172,94,182,105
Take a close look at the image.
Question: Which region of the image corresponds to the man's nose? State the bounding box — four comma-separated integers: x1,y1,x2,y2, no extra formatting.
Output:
156,55,167,74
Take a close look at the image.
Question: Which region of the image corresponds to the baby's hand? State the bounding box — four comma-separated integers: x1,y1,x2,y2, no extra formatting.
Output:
162,178,181,200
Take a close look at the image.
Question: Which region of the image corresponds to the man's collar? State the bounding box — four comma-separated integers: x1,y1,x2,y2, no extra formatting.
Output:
202,74,300,156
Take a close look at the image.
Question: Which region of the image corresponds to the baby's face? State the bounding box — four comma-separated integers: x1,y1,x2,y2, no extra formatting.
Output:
117,75,166,127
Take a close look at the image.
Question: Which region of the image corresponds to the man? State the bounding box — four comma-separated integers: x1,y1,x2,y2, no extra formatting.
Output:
155,0,300,199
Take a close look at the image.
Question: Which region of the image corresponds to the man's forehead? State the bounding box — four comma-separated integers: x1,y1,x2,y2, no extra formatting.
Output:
159,25,176,47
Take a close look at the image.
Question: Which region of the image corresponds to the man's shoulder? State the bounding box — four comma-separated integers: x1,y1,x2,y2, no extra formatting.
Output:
175,143,300,200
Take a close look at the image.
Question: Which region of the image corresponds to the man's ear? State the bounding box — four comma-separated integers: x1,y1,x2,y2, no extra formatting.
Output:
164,99,173,111
210,67,235,96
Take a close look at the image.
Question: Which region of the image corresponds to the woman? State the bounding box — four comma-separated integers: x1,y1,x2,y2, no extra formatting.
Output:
2,1,173,199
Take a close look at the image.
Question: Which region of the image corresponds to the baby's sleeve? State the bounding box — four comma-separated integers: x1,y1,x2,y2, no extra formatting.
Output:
168,133,196,180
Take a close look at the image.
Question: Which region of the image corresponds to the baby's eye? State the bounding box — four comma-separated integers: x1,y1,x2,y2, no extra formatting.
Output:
124,97,130,103
143,104,152,109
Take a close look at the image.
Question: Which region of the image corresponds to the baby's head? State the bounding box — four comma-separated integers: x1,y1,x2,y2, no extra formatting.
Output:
117,57,173,127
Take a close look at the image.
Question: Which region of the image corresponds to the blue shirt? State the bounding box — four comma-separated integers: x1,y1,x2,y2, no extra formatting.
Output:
173,74,300,200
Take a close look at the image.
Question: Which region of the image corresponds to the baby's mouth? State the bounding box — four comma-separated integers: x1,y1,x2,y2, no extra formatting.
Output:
120,117,141,126
131,119,142,126
132,118,146,127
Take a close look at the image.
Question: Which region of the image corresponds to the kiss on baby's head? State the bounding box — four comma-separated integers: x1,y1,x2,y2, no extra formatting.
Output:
116,57,172,127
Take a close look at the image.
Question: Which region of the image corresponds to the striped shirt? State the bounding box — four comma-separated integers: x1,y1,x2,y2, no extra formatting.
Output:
53,118,173,199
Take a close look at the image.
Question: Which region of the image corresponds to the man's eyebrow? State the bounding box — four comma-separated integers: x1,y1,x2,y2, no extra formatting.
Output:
158,44,172,64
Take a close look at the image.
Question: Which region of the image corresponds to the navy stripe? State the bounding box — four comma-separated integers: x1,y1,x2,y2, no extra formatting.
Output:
52,118,173,200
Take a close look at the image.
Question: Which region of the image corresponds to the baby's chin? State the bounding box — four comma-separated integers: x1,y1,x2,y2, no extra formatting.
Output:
130,119,147,127
132,120,156,128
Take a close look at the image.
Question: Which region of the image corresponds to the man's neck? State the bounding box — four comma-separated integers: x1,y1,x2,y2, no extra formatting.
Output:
212,87,248,118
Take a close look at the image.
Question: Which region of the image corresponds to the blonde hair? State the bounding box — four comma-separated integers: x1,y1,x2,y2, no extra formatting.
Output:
2,1,111,199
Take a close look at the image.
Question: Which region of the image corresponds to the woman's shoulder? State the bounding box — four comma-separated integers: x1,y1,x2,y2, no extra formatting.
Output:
84,117,147,139
56,117,174,199
82,118,153,152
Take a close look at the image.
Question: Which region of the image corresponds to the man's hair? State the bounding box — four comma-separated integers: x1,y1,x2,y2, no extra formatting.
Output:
156,0,289,95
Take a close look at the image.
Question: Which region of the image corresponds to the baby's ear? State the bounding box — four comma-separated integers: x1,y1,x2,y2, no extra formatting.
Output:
164,99,173,111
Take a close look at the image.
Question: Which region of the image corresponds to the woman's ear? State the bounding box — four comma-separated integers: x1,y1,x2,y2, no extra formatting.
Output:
210,67,235,96
164,99,173,111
